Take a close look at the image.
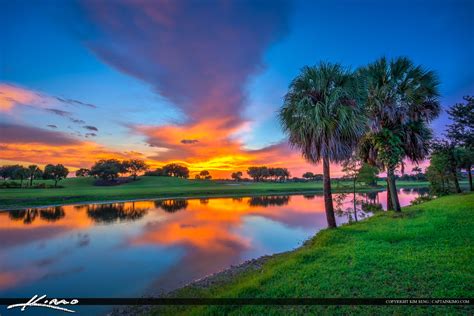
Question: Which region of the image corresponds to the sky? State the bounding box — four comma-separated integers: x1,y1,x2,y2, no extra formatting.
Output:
1,0,473,178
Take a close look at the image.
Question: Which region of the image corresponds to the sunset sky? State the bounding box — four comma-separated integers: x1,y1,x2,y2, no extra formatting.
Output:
1,0,473,178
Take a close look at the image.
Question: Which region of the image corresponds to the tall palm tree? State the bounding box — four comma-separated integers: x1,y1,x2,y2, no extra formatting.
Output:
358,57,440,211
279,63,366,228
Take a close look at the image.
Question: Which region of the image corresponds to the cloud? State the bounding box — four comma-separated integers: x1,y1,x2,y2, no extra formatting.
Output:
180,139,199,145
70,118,85,124
0,83,98,112
83,125,98,132
47,124,58,129
77,0,289,126
55,97,97,108
46,108,72,117
0,122,80,146
85,133,97,137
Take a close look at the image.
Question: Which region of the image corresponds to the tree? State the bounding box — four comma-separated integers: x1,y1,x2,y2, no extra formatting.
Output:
144,168,164,176
279,63,366,228
0,165,20,180
27,165,43,187
43,164,69,187
447,96,474,148
457,147,474,191
426,140,461,194
75,168,90,177
358,57,440,211
446,96,474,191
302,172,314,180
12,165,28,187
123,159,148,181
198,170,212,180
247,166,269,182
162,163,189,178
231,171,243,181
89,159,125,181
357,163,378,186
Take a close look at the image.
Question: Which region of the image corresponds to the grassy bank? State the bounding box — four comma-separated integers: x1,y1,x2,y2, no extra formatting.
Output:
0,176,433,209
148,193,473,315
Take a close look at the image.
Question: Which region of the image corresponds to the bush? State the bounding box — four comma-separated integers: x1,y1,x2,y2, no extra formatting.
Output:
410,195,434,206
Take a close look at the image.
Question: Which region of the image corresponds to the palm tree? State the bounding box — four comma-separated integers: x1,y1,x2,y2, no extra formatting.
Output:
279,63,366,228
358,57,440,211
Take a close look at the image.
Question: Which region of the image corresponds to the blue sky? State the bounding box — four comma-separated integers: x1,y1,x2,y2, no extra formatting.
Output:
1,0,473,176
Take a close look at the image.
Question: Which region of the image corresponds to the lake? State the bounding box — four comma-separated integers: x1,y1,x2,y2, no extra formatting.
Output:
0,188,426,315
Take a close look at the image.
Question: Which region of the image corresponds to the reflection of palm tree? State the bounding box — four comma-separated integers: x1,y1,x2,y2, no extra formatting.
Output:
40,206,65,222
248,196,290,207
8,209,39,224
154,199,188,213
87,203,148,223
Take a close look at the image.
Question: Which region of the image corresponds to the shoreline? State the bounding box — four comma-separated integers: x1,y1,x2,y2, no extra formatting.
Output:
0,183,430,211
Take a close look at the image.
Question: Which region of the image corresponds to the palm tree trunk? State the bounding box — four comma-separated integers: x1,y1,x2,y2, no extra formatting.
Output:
323,155,337,228
452,168,461,193
468,165,473,191
387,168,401,212
386,178,393,210
353,178,358,222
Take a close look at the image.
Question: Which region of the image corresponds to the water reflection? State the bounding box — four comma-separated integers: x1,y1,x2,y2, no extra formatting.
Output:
85,203,148,223
154,199,189,212
248,195,290,207
0,189,423,316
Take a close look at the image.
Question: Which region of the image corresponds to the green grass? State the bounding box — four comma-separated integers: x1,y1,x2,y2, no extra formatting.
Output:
149,193,474,316
0,176,435,209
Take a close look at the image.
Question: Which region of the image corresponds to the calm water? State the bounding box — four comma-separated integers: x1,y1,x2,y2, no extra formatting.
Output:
0,188,425,315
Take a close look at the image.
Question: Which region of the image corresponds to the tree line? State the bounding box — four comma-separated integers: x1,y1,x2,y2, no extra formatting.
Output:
0,164,69,187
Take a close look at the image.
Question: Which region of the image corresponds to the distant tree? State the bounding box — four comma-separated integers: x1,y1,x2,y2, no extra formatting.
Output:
302,172,314,180
199,170,212,180
0,165,21,180
456,147,474,191
427,141,461,194
144,168,164,176
43,164,69,187
162,163,189,178
447,96,474,148
89,159,124,181
75,168,90,177
247,166,269,182
12,165,28,187
357,163,378,186
27,165,43,187
123,159,148,181
446,96,474,191
231,171,243,181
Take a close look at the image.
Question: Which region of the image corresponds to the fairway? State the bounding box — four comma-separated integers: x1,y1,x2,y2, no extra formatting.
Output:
147,193,474,316
0,177,435,209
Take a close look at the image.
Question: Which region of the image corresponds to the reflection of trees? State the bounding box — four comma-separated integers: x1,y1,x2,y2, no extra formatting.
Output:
40,207,65,222
199,198,209,205
8,207,65,224
401,188,412,194
86,202,148,223
411,187,429,195
303,194,315,200
154,199,188,213
8,209,39,224
248,195,290,207
232,197,243,203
